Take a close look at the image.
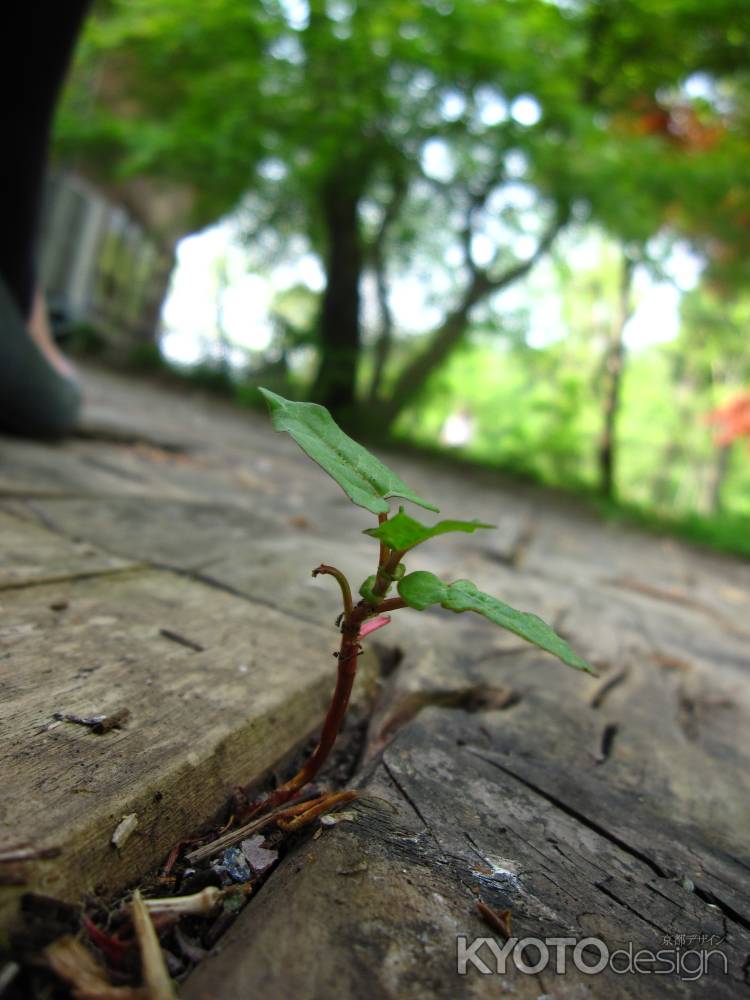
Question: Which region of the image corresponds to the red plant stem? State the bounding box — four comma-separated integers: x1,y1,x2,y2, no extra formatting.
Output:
376,597,407,613
373,548,404,595
268,626,362,806
266,549,404,810
377,512,388,566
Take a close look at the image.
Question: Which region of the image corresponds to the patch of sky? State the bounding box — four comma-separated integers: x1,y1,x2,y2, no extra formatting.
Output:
258,158,288,182
268,34,304,64
278,0,309,30
510,94,542,126
421,138,455,183
440,89,467,122
474,85,508,127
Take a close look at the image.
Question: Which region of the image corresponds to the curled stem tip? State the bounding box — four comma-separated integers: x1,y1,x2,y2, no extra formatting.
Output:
312,564,353,617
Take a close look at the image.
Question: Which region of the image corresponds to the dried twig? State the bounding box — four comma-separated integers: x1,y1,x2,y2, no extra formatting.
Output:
142,887,223,917
277,790,357,833
46,936,145,999
131,890,177,1000
476,900,512,939
185,795,316,864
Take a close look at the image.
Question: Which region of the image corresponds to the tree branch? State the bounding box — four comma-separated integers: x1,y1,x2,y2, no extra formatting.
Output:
378,203,569,424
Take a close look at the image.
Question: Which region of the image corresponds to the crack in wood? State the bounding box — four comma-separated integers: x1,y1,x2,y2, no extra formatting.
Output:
380,758,444,855
0,563,146,593
466,748,670,880
368,685,519,759
594,722,619,765
468,748,750,945
595,878,672,936
692,884,750,934
81,455,151,484
589,668,629,709
73,426,189,453
149,561,316,622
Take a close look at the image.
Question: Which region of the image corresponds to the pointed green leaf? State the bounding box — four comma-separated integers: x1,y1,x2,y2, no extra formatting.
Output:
364,509,494,552
397,571,594,674
259,389,439,515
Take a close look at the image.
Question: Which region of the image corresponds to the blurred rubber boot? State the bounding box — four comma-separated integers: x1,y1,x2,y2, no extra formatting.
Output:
0,277,81,437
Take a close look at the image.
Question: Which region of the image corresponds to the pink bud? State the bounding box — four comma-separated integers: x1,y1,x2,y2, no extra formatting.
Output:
358,615,391,640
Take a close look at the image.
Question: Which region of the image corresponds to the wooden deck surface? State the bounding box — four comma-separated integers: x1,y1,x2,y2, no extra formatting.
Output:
1,364,749,998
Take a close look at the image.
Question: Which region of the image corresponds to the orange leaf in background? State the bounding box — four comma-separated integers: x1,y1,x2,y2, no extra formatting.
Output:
622,96,725,152
705,393,750,447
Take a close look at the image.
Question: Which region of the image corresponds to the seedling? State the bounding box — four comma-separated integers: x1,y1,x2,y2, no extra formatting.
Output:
258,389,593,809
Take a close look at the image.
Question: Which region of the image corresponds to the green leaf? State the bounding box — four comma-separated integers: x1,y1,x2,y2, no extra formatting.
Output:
364,509,494,552
259,389,439,516
397,571,594,674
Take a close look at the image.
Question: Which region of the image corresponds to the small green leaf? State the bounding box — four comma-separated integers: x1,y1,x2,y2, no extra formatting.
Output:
364,509,494,552
397,571,594,674
358,575,378,603
396,570,448,611
259,389,438,515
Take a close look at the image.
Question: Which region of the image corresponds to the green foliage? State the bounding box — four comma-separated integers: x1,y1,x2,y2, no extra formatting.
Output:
258,388,438,515
364,508,494,553
55,0,750,557
397,571,593,673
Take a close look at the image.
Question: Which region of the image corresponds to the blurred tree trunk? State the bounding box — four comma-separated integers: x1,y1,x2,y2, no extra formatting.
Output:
650,353,695,507
310,173,364,418
368,176,406,403
597,252,634,500
368,252,394,405
704,443,732,514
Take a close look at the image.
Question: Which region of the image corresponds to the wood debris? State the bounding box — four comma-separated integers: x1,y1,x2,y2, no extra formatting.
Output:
111,814,139,850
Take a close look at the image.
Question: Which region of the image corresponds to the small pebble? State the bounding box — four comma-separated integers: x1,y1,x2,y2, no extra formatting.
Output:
240,835,278,876
214,847,252,883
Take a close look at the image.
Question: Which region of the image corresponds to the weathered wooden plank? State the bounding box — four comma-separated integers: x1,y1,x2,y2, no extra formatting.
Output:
181,553,750,1000
2,364,748,998
17,496,380,629
0,564,377,937
0,510,138,589
183,706,749,999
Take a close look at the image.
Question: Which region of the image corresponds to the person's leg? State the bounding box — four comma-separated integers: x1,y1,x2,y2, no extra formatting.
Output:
0,1,91,437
